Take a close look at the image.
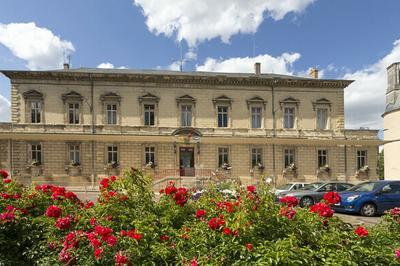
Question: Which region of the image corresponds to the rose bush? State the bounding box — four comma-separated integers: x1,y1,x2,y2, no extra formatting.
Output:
1,168,400,265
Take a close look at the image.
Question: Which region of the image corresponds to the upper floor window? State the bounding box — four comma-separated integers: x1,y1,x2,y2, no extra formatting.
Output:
23,90,44,124
284,148,295,168
318,149,328,167
101,92,121,126
217,106,228,127
107,145,118,164
357,150,368,169
68,103,80,124
31,144,42,165
144,146,156,165
251,148,262,168
144,104,155,126
218,147,229,167
69,145,80,165
251,107,262,128
181,105,192,127
31,101,42,123
107,104,118,125
316,108,328,130
284,107,295,129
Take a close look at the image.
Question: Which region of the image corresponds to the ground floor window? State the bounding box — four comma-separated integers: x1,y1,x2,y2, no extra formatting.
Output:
218,147,229,167
357,150,368,169
145,146,156,166
69,145,80,165
31,144,42,165
318,149,328,167
284,148,295,168
251,148,262,167
107,145,118,165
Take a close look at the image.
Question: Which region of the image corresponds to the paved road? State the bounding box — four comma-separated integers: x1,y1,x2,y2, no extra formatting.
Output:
335,213,381,226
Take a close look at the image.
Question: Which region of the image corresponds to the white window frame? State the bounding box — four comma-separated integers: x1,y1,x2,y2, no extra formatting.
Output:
317,149,328,168
251,147,263,168
180,104,193,127
30,101,42,124
251,106,262,129
144,104,156,126
31,144,42,165
69,144,80,164
107,145,118,164
144,146,156,165
218,147,229,167
283,107,295,129
357,150,368,170
284,148,295,168
106,103,118,125
217,105,229,128
68,102,80,125
316,108,329,130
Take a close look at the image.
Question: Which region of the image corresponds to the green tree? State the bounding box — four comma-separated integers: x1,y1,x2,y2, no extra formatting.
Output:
378,149,384,180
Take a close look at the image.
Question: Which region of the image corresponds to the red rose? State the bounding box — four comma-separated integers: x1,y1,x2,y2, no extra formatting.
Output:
309,202,334,218
56,217,71,230
110,175,117,181
191,257,197,266
174,187,188,206
94,248,103,260
160,235,169,241
3,178,11,184
223,227,231,235
247,185,256,193
279,206,297,220
13,194,21,199
45,205,62,218
0,212,15,222
58,248,72,263
106,235,117,246
245,243,253,251
354,226,368,237
196,209,206,218
323,191,341,205
395,248,400,259
0,169,9,179
84,201,94,209
115,251,129,265
100,178,109,189
279,196,299,207
208,216,225,230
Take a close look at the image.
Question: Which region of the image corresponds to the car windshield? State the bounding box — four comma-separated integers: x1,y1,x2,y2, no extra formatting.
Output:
299,182,323,191
276,184,293,190
347,182,382,192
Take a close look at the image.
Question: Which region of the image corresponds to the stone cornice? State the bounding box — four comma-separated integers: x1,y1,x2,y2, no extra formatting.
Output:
0,70,354,89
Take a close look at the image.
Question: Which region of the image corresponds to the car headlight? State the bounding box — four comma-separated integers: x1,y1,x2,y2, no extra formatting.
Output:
346,195,360,202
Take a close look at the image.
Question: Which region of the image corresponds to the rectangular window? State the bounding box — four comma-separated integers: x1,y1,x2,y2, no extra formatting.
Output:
144,104,155,126
69,145,80,164
251,107,262,128
316,108,328,130
217,106,228,127
106,104,117,125
31,144,42,165
357,150,367,169
145,146,155,165
218,147,229,167
31,101,41,123
181,105,192,127
68,103,80,124
251,148,262,167
284,107,295,129
107,145,118,164
284,149,295,168
318,149,328,168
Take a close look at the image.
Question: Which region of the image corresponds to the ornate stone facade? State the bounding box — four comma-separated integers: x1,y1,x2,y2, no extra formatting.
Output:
0,65,381,186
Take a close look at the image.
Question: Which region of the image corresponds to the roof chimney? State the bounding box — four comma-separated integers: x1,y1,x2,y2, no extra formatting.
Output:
309,67,318,79
254,62,261,75
63,63,70,70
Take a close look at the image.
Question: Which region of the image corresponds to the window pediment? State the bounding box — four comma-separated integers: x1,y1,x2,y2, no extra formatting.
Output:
23,90,43,100
101,92,121,102
312,98,332,110
213,95,233,106
246,96,267,109
62,91,83,103
139,93,159,103
176,94,196,105
279,97,299,109
172,127,202,137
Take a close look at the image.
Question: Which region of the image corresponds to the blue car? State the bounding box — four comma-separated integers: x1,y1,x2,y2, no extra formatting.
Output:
333,180,400,217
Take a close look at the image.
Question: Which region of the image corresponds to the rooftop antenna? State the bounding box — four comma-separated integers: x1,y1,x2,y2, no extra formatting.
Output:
179,41,183,72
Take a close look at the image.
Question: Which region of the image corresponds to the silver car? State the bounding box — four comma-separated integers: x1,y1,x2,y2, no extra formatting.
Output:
274,183,307,196
278,182,354,207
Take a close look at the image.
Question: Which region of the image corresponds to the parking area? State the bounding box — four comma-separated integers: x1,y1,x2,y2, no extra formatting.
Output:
334,213,381,226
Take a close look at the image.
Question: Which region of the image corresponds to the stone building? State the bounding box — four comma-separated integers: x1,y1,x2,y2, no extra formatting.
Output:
383,62,400,179
0,63,381,187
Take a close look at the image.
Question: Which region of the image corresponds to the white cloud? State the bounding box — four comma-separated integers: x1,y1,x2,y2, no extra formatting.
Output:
0,95,10,122
343,39,400,129
97,62,127,69
0,22,74,70
196,53,301,74
133,0,316,46
97,62,115,69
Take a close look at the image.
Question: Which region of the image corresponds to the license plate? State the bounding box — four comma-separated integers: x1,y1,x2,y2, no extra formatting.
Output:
334,203,340,206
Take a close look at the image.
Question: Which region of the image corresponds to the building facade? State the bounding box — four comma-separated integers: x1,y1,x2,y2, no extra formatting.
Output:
384,62,400,179
0,64,381,186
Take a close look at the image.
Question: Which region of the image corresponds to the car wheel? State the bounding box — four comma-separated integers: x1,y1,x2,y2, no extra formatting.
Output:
300,197,314,207
360,203,376,217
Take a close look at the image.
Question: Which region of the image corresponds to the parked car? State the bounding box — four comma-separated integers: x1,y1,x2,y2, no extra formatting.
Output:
274,183,307,196
333,180,400,217
278,182,354,207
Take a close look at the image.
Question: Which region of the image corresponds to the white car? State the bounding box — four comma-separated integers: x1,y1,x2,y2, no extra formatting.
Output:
274,183,307,196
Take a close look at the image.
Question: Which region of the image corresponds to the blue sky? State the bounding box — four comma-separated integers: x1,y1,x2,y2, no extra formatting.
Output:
1,0,400,130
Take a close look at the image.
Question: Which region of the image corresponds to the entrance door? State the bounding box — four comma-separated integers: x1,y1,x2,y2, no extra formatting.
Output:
180,147,195,176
